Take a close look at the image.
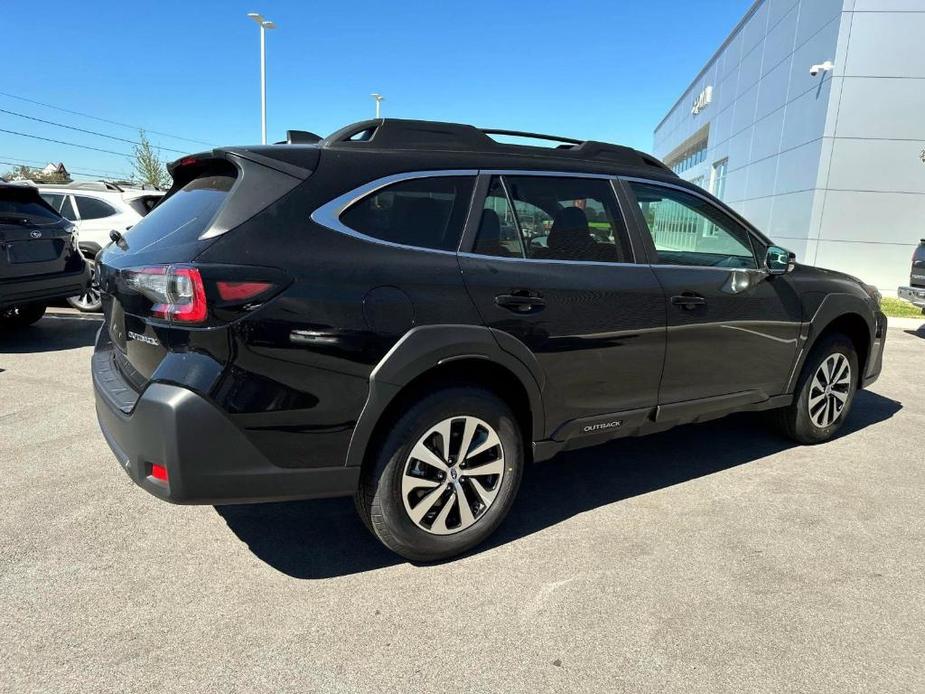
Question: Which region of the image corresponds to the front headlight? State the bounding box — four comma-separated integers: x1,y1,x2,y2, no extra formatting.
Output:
862,283,882,306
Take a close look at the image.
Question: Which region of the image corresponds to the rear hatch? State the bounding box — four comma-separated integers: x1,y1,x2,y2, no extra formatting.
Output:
96,148,314,390
0,185,78,280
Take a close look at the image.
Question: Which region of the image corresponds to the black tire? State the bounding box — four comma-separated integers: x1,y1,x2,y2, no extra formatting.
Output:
66,257,102,312
776,333,858,444
356,387,524,562
0,303,47,327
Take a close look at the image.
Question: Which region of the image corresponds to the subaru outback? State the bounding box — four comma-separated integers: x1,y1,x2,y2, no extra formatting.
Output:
92,119,886,561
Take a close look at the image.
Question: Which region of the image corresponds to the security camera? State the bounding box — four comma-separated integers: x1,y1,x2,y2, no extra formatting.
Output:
809,61,834,77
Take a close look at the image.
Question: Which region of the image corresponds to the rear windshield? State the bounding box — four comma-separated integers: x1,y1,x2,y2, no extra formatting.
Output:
0,188,61,225
121,174,235,252
126,195,163,217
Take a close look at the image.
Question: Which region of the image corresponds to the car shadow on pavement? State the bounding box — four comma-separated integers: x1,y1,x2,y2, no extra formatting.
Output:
0,313,101,353
904,327,925,340
215,389,901,580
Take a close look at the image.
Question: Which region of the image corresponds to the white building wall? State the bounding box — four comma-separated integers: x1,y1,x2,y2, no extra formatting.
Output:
654,0,925,290
813,0,925,289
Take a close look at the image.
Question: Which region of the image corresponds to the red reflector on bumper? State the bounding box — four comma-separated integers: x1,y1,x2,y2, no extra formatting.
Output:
217,280,273,301
150,464,169,482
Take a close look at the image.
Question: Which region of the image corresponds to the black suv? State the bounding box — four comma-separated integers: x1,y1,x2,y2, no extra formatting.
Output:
93,119,886,560
1,183,88,326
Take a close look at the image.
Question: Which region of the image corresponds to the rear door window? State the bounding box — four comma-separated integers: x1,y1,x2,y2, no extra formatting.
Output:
40,193,65,211
340,176,475,251
59,195,77,221
473,175,632,263
121,174,236,251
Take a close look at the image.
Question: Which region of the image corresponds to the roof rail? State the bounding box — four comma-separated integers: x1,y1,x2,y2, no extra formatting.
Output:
319,119,672,173
481,128,583,146
36,180,125,192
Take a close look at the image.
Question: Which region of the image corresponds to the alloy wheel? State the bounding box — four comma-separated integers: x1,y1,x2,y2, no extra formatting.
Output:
69,259,102,312
808,353,851,429
401,416,505,535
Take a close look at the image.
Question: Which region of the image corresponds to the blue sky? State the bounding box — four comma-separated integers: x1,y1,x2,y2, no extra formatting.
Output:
2,0,752,180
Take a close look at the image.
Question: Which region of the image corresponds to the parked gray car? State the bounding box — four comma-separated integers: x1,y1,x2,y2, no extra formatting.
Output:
897,239,925,309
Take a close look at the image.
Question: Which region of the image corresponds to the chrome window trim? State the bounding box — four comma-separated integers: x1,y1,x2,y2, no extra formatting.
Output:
619,175,762,269
479,169,615,180
457,251,642,269
311,168,640,260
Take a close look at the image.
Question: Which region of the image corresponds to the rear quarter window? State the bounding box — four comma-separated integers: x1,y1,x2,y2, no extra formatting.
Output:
339,176,475,251
121,174,235,251
74,196,117,220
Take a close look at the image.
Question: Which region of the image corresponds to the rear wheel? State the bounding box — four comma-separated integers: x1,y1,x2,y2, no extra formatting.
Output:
356,387,523,561
0,303,46,327
67,257,102,312
776,334,858,444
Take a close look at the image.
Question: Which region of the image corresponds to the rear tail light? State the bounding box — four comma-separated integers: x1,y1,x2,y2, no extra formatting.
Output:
150,463,169,482
123,264,285,325
127,265,207,323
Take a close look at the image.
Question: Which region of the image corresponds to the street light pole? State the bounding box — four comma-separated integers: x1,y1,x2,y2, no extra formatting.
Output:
247,12,277,144
371,93,384,119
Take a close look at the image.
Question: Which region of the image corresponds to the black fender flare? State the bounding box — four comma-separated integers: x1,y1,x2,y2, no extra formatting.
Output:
344,324,545,469
786,292,878,391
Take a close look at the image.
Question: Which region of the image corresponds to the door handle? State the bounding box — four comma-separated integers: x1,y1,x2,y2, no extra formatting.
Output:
495,291,546,313
671,293,706,309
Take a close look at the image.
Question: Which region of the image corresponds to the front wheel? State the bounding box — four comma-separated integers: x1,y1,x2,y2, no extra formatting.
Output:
356,387,524,561
776,334,858,444
67,257,102,312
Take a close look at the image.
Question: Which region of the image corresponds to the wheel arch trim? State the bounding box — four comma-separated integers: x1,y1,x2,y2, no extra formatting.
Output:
786,293,878,392
345,324,546,469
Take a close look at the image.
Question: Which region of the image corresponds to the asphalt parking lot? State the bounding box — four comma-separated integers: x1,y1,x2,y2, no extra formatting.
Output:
1,310,923,693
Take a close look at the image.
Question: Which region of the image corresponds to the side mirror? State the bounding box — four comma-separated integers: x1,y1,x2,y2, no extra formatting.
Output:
766,245,795,275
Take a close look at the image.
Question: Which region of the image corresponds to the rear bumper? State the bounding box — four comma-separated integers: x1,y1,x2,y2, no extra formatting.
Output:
898,286,925,308
93,348,359,505
0,264,89,310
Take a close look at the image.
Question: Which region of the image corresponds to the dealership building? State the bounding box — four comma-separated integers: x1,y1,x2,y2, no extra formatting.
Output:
653,0,925,290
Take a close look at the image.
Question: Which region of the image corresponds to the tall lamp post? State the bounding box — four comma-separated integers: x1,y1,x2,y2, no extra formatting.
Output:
247,12,277,144
371,93,384,119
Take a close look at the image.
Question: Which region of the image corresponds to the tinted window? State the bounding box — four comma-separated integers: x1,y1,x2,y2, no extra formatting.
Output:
40,193,65,211
121,174,236,251
472,178,525,258
340,176,475,251
482,176,632,263
0,188,61,224
75,196,117,220
59,195,77,221
628,181,756,269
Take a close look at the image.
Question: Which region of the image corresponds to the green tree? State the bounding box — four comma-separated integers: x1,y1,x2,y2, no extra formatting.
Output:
130,130,170,188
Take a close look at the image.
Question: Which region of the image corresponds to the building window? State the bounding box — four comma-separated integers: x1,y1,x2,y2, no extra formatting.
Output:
710,158,728,201
667,138,709,175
